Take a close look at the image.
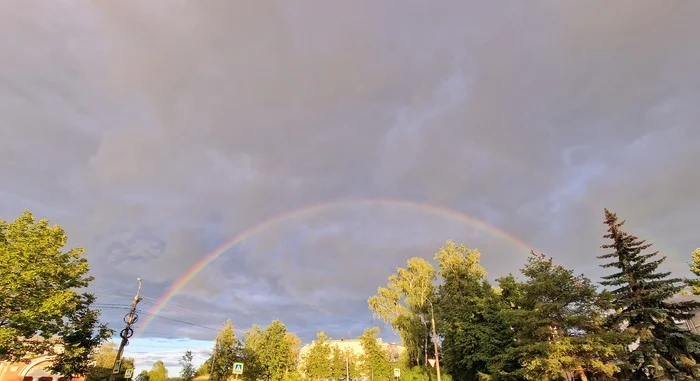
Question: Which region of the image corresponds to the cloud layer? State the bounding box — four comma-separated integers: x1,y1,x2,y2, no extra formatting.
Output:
2,0,699,368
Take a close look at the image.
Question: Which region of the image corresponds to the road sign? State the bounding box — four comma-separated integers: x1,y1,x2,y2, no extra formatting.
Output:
233,363,244,375
394,368,401,377
428,359,436,367
124,369,134,379
112,361,121,374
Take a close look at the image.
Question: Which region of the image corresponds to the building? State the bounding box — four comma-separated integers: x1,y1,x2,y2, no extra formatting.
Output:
0,356,84,381
298,337,405,365
669,294,700,333
0,340,84,381
625,294,700,351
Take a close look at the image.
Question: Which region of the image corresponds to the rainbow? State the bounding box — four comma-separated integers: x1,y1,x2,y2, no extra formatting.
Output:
137,198,535,336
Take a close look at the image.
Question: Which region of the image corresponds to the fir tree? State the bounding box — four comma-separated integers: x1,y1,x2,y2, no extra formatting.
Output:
498,252,627,380
598,209,700,379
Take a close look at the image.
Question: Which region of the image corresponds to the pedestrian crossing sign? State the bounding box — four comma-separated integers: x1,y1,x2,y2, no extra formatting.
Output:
233,363,244,375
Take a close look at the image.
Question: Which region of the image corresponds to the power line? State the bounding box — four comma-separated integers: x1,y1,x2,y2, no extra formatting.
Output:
93,305,218,332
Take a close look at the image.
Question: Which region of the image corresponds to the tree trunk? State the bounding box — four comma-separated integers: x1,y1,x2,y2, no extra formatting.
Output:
576,367,588,381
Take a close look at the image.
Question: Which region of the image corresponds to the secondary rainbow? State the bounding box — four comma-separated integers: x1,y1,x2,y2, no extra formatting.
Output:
137,198,536,336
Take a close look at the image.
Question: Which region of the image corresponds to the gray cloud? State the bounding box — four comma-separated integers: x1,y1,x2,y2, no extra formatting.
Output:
2,0,699,356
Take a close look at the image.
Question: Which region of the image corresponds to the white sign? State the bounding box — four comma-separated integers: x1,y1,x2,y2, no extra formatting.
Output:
428,359,436,367
124,369,134,379
393,368,401,377
233,363,244,375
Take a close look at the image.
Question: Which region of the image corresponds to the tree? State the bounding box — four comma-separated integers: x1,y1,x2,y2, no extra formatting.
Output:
259,319,295,381
302,332,332,380
498,252,628,380
238,320,297,381
211,319,241,381
0,211,112,376
196,359,212,377
86,342,135,381
149,361,168,381
283,332,302,380
689,248,700,295
359,328,393,381
136,371,150,381
434,241,515,380
368,257,436,368
598,209,700,379
180,351,197,381
241,324,264,381
329,345,359,381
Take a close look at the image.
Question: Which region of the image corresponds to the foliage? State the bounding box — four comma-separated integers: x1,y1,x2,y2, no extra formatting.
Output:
359,327,393,381
210,319,241,381
195,358,212,377
434,241,513,380
240,324,264,381
301,331,332,380
689,248,700,295
85,342,135,381
497,252,629,380
598,209,700,379
136,371,150,381
330,345,360,380
0,211,112,376
368,257,436,367
180,351,197,381
149,361,169,381
399,366,453,381
258,320,296,381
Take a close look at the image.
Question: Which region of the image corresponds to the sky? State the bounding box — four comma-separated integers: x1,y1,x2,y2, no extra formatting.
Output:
2,0,700,376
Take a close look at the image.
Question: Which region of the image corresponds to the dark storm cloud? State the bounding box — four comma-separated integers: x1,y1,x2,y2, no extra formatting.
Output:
2,0,699,366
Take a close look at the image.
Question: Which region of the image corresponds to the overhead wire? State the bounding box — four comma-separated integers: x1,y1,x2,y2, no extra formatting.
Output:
93,304,218,332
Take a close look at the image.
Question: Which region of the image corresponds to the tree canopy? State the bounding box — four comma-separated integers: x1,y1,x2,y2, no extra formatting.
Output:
86,342,135,381
0,211,111,377
4,207,700,381
201,319,301,381
365,210,700,380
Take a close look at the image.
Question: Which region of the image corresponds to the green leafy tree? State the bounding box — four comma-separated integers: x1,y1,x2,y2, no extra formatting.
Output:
689,248,700,295
86,342,135,381
302,332,332,380
330,345,359,380
180,351,197,381
240,324,264,381
598,210,700,379
498,253,628,380
359,328,393,381
149,361,169,381
434,241,515,380
259,319,295,381
136,371,150,381
211,319,242,381
0,211,112,376
283,332,302,380
195,358,212,377
368,257,436,367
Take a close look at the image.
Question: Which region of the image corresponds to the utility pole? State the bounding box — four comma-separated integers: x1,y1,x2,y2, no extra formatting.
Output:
109,279,143,381
345,354,349,381
429,301,441,381
209,346,216,381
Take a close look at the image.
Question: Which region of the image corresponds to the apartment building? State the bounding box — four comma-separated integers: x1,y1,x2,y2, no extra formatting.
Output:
298,338,405,364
